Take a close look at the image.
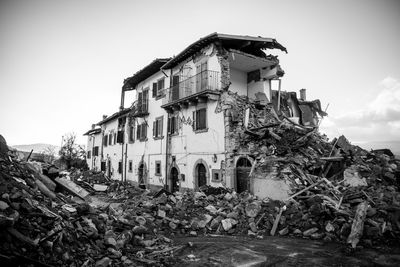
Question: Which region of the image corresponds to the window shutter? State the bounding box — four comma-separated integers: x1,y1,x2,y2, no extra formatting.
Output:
160,118,163,137
192,111,196,130
152,83,157,97
153,121,156,137
143,123,147,138
136,125,140,139
167,117,171,134
199,109,206,129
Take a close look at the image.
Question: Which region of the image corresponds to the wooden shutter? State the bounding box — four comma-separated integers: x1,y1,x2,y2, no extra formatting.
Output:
152,83,157,97
158,117,164,136
143,123,147,138
153,121,156,137
192,111,196,130
199,109,206,129
167,117,171,134
136,125,141,139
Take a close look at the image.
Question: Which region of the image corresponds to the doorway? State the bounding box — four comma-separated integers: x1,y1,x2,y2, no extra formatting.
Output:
170,167,179,193
138,163,146,189
236,157,252,193
197,163,207,188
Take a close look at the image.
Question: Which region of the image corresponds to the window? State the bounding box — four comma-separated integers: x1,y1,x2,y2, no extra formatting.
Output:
87,151,91,159
93,146,99,156
153,116,164,139
193,108,207,131
103,135,108,147
137,89,149,113
128,160,133,172
152,78,165,98
118,161,122,174
136,122,147,141
128,126,134,143
155,161,161,176
167,114,179,135
101,161,106,171
212,169,222,182
114,132,117,145
108,133,113,146
117,130,124,143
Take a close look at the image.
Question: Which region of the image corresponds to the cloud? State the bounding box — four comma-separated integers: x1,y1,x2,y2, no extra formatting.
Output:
320,76,400,142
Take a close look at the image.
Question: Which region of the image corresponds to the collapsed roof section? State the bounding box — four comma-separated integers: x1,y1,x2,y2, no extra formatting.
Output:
161,32,287,70
123,58,171,91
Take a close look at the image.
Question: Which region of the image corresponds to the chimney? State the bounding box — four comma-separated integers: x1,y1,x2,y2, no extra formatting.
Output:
91,124,95,129
300,89,306,101
102,115,108,120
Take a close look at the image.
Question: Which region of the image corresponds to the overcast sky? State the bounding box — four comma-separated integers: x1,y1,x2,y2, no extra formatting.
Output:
1,0,399,148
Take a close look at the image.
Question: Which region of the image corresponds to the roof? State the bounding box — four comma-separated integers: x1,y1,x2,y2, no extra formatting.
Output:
162,32,287,69
96,108,131,126
83,128,101,136
123,58,171,91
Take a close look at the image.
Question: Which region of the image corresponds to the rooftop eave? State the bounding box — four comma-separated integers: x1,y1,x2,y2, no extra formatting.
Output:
161,32,287,70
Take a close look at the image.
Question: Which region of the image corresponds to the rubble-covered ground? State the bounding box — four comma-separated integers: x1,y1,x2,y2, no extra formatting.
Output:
1,116,400,267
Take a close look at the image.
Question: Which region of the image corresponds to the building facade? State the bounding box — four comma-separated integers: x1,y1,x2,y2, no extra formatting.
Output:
85,33,324,196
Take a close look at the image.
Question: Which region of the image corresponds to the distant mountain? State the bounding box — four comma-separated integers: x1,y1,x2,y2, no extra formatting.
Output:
11,143,60,154
354,140,400,156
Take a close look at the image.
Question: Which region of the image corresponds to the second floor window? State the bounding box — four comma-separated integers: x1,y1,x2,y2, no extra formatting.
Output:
87,151,91,159
137,122,147,141
93,146,99,156
152,78,165,98
137,89,149,113
167,114,179,135
108,133,113,146
193,108,207,131
103,135,108,147
128,126,134,143
153,116,164,138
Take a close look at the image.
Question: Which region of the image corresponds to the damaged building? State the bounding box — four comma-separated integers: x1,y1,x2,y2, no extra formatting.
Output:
85,33,326,199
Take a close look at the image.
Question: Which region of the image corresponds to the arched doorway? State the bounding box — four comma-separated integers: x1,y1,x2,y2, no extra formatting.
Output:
197,163,207,188
236,157,252,193
138,163,146,189
170,167,179,193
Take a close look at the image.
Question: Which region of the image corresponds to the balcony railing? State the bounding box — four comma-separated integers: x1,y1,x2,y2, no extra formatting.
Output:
163,70,220,105
133,98,149,117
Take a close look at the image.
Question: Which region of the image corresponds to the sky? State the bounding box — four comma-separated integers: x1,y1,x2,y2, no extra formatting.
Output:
0,0,399,149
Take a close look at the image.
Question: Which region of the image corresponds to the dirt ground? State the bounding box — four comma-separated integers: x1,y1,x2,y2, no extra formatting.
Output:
171,236,400,267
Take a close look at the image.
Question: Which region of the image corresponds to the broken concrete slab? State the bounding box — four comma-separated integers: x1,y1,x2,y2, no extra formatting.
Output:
55,177,90,199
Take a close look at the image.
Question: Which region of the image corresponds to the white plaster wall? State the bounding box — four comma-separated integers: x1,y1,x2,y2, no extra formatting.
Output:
102,119,125,181
247,80,265,99
252,178,292,201
170,101,225,189
86,132,102,171
229,68,247,96
125,70,168,187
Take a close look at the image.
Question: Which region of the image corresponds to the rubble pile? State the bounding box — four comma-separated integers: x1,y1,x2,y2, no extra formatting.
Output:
219,92,400,247
0,137,179,267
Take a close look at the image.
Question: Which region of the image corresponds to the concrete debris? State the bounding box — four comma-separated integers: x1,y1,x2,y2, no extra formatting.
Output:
1,126,400,266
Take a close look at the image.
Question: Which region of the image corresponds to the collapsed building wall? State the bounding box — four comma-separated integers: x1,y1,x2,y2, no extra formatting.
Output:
217,89,328,200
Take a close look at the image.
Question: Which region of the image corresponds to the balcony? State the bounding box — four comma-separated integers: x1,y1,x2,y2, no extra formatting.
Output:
132,98,149,117
161,70,220,110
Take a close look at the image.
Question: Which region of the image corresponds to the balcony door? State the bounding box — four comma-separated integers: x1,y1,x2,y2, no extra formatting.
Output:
172,75,180,101
196,62,208,93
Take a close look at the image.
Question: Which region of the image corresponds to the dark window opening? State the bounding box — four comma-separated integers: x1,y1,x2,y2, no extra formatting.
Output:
93,146,99,156
155,161,161,176
128,160,133,172
193,108,207,131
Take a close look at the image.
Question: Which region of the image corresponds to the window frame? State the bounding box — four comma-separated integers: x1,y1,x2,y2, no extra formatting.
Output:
128,160,133,172
167,114,179,135
193,108,208,132
136,122,148,141
93,146,99,156
153,116,164,139
155,160,161,176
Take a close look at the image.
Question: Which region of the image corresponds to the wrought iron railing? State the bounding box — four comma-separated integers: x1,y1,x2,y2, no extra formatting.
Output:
133,98,149,116
163,70,220,105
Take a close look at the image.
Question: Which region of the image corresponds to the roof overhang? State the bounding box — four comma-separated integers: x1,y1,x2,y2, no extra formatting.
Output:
162,32,287,70
96,108,131,126
123,58,171,91
83,128,101,136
